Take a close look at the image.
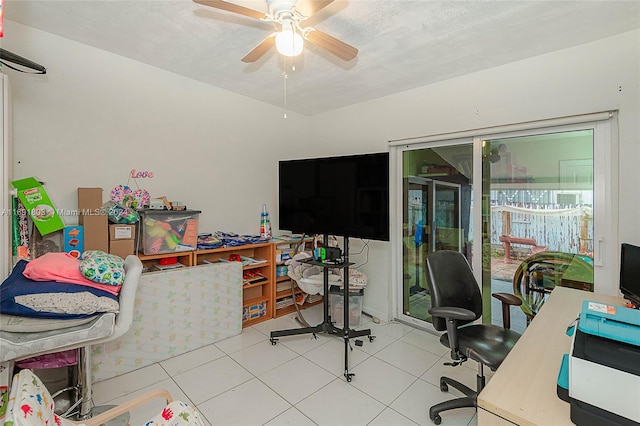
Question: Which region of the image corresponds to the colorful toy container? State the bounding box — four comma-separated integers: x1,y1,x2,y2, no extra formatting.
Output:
139,209,200,255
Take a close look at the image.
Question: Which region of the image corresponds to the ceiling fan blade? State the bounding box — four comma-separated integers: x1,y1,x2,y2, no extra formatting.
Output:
193,0,267,20
241,35,276,62
294,0,334,17
305,29,358,61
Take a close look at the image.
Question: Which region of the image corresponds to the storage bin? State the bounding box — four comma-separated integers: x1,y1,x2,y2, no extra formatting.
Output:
243,301,267,322
276,265,288,277
139,209,201,255
329,285,364,328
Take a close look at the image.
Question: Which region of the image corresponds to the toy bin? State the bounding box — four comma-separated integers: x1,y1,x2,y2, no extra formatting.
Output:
329,285,364,328
139,209,201,255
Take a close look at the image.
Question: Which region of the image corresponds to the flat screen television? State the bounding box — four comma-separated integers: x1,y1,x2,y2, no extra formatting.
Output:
278,152,389,241
619,243,640,305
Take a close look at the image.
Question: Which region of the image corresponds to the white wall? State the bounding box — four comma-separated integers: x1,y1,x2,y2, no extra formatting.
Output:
5,21,639,323
309,30,640,321
3,21,311,235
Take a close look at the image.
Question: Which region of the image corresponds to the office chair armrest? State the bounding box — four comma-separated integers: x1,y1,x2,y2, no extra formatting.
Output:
429,306,476,322
492,293,522,306
429,306,475,362
492,292,523,330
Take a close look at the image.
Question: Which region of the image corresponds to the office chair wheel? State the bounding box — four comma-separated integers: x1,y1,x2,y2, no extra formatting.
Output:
440,378,448,392
430,413,442,425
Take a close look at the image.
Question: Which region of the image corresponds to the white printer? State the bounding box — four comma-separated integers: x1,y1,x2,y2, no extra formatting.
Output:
558,300,640,425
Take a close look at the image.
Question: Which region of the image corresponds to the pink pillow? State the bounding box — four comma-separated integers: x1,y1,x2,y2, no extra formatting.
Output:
23,253,121,296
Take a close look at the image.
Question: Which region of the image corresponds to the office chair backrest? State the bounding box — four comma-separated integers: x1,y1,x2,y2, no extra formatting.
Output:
426,250,482,331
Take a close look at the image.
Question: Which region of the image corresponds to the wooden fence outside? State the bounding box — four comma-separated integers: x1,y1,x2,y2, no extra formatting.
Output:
490,204,593,254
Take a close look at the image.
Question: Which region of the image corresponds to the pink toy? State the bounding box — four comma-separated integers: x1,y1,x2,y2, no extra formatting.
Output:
133,189,150,208
148,238,162,254
110,185,131,204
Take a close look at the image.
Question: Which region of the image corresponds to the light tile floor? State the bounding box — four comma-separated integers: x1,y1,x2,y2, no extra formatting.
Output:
92,305,484,426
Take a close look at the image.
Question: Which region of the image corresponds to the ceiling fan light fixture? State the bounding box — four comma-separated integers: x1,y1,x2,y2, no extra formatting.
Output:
275,19,303,57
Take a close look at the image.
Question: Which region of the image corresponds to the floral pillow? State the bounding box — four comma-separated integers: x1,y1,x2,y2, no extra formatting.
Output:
80,250,125,286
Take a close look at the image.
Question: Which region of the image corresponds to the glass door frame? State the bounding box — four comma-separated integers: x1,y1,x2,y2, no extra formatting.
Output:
394,137,473,330
392,112,618,331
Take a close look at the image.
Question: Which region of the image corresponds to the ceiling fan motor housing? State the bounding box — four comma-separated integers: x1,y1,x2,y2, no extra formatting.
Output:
193,0,357,62
267,0,299,16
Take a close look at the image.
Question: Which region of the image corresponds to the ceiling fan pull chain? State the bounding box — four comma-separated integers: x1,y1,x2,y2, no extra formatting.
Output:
283,62,288,119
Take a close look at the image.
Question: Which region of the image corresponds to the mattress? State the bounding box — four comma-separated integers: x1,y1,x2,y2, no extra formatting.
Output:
91,261,242,382
0,313,115,362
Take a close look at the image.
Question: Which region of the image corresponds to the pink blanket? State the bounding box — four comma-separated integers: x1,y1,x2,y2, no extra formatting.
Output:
23,252,122,296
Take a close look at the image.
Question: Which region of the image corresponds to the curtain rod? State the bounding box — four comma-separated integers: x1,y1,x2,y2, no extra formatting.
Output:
388,111,614,146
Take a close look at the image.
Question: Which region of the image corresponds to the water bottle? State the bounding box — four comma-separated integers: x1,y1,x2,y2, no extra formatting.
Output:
260,204,272,239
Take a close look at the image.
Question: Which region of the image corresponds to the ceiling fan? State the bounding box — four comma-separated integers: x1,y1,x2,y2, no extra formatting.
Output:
193,0,358,63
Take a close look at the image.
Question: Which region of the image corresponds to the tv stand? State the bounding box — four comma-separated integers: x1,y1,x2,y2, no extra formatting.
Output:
269,235,375,381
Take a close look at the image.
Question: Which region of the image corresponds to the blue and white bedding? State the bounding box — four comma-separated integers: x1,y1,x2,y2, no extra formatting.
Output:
0,260,119,320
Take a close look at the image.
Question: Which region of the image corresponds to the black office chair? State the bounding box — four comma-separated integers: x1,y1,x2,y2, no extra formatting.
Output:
425,250,522,425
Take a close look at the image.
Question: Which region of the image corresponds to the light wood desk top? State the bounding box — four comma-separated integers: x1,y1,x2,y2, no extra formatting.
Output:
477,286,624,425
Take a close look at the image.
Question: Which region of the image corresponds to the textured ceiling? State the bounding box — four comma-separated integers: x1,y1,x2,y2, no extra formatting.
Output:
5,0,640,116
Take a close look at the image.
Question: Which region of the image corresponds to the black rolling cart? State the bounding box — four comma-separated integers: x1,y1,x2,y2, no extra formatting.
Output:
269,235,375,382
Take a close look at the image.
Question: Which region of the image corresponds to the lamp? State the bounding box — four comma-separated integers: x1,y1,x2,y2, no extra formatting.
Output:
275,18,303,57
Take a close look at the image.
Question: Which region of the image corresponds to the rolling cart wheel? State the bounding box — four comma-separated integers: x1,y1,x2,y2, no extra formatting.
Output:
270,338,278,345
368,335,375,342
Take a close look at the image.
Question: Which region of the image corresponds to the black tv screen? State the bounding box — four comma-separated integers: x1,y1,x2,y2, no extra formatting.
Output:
620,243,640,305
279,152,389,241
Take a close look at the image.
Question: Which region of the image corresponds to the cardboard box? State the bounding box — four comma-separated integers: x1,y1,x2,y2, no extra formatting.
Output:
77,187,103,211
242,301,267,323
109,224,135,240
80,214,108,252
63,225,84,258
243,285,263,302
109,239,135,259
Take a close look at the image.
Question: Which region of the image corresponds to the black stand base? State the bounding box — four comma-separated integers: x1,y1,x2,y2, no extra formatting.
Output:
270,321,375,382
269,235,376,382
270,321,339,340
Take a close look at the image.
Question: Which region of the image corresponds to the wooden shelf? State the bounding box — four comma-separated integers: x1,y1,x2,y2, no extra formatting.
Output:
271,238,323,318
276,287,301,299
135,240,326,325
137,251,194,273
274,298,324,317
243,295,270,307
276,275,292,283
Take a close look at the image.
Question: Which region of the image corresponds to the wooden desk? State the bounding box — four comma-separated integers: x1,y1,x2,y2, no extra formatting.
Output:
477,286,623,425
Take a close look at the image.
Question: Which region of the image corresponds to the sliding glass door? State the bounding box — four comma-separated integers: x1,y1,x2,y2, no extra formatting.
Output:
481,131,594,332
395,114,616,332
400,143,473,324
